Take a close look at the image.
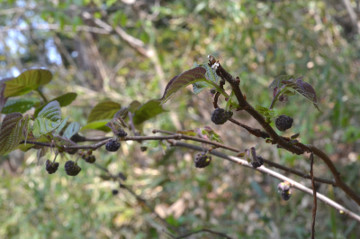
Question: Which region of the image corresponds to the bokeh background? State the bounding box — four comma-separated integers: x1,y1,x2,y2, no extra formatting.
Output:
0,0,359,238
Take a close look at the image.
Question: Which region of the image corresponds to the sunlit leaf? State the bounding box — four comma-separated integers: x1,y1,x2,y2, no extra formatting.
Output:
63,122,81,139
2,98,40,114
81,120,111,132
4,69,52,97
87,101,121,123
191,63,219,94
133,99,167,125
32,101,63,138
34,92,77,117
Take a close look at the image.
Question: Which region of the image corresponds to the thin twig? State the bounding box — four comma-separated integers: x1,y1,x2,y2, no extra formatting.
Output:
168,141,360,223
21,133,336,186
211,57,360,206
310,153,317,239
228,118,270,139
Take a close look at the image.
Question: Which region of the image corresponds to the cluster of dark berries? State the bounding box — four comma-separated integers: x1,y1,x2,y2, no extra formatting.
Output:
64,160,81,176
45,159,59,174
251,156,264,169
106,139,121,152
80,150,96,164
194,152,212,168
275,115,293,131
211,108,233,125
278,181,292,201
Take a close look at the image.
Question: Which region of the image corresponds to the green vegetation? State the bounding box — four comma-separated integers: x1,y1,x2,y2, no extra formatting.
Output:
1,0,360,238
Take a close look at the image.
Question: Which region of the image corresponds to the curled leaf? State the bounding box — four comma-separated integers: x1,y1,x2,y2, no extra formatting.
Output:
160,66,206,103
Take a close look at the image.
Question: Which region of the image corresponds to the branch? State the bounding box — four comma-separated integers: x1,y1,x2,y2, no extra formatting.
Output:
169,141,360,223
211,57,360,206
21,132,335,186
228,118,269,139
20,135,360,221
310,153,317,239
81,11,153,58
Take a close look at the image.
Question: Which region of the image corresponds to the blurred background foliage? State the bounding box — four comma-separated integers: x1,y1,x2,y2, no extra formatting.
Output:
0,0,360,238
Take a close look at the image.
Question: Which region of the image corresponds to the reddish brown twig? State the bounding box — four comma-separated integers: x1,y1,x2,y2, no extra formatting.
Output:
310,153,317,239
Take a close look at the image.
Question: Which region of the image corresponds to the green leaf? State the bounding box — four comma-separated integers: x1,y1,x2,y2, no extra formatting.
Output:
255,105,276,123
176,130,197,136
81,120,111,132
160,66,207,103
34,92,77,117
87,101,121,123
54,116,69,135
63,122,80,139
133,99,167,125
192,63,221,94
192,81,212,94
52,92,77,107
0,113,29,155
1,98,40,114
32,101,63,138
4,69,52,97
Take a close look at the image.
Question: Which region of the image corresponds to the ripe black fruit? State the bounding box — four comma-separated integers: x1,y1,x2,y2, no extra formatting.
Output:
106,139,121,152
194,153,212,168
211,108,233,125
64,160,81,176
45,159,59,174
275,115,293,131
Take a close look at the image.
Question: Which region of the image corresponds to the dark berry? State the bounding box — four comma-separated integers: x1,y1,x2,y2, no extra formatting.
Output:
194,153,212,168
116,129,128,137
112,189,119,195
211,108,233,125
275,115,293,131
64,160,81,176
106,139,121,152
84,155,96,164
45,159,59,174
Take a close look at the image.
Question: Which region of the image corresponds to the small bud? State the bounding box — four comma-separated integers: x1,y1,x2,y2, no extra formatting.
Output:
278,181,292,201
